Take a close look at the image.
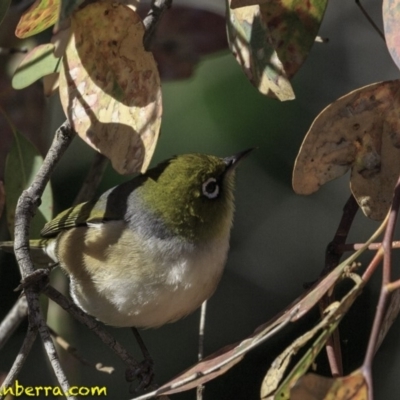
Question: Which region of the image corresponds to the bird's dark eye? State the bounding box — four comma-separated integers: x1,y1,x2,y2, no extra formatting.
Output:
202,177,219,199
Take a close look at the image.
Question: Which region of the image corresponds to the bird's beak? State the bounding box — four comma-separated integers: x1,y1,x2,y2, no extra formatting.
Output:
223,148,255,175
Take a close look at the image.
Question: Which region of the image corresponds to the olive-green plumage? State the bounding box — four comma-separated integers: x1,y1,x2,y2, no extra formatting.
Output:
0,150,252,328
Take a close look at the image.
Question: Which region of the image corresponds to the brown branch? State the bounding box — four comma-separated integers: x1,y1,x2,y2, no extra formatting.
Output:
361,248,384,283
12,121,76,398
0,326,37,400
320,195,359,377
0,296,28,350
363,174,400,398
324,195,359,275
386,280,400,292
338,241,400,252
48,326,114,374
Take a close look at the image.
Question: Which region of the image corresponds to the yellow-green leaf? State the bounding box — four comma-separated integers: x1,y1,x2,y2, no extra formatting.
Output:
15,0,60,38
12,43,61,90
59,0,162,175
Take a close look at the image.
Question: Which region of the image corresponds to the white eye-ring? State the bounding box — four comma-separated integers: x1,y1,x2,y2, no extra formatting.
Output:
202,177,219,199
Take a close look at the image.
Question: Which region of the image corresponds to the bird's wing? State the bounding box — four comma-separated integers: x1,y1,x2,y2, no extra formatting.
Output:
40,197,122,237
40,177,144,238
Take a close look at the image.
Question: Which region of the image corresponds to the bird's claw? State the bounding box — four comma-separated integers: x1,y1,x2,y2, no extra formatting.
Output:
14,268,50,292
126,357,155,392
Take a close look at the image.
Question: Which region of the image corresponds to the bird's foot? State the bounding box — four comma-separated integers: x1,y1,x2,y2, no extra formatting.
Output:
14,268,51,292
126,357,155,392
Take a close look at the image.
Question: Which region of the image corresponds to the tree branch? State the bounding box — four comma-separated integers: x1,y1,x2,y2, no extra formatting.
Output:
0,326,37,400
0,296,28,350
363,174,400,398
12,120,75,398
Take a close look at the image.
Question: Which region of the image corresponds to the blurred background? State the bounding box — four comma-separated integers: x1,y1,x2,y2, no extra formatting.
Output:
1,0,400,398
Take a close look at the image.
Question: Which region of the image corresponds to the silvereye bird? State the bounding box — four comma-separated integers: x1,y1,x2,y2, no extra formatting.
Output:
1,150,252,328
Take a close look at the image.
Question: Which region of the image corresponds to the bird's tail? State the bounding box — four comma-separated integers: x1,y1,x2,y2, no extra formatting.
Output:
0,239,55,266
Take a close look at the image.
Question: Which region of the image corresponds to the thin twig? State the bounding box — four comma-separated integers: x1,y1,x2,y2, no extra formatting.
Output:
338,241,400,252
132,307,300,400
13,120,76,398
48,326,114,374
361,248,384,283
320,195,358,377
324,195,359,275
386,279,400,292
355,0,385,42
196,301,207,400
0,326,37,400
0,296,28,350
142,0,173,51
363,174,400,398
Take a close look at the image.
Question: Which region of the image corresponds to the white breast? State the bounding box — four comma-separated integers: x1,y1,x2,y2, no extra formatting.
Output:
61,222,230,328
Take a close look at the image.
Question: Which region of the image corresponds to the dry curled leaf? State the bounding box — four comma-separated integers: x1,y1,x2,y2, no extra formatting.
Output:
290,373,333,400
59,0,162,174
293,80,400,220
290,371,368,400
315,370,367,400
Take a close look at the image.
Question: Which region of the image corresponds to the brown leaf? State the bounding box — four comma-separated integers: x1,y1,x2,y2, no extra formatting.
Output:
290,373,334,400
293,80,400,220
323,370,368,400
291,371,368,400
59,0,162,174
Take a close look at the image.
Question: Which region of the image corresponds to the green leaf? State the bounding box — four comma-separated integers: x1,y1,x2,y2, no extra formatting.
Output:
12,43,61,90
0,0,11,27
5,131,53,238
